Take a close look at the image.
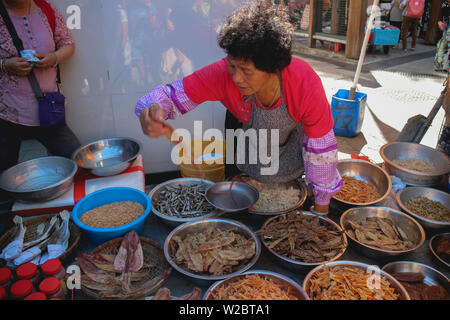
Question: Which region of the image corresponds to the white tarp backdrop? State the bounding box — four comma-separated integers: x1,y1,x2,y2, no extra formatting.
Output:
50,0,243,173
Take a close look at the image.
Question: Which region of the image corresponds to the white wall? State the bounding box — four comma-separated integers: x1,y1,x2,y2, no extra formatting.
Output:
50,0,243,173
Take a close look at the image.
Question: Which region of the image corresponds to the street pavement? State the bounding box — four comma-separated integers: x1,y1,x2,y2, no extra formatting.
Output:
294,36,448,164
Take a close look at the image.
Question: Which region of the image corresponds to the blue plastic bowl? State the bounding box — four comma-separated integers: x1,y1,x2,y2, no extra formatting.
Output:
72,187,151,245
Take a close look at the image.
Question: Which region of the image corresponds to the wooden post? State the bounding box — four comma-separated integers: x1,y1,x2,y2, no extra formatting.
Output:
345,0,367,59
425,0,443,45
331,0,340,34
308,0,317,48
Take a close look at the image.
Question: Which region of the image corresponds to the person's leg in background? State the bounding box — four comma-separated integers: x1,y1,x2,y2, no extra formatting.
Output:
0,119,27,203
410,18,419,50
401,16,411,51
35,125,81,159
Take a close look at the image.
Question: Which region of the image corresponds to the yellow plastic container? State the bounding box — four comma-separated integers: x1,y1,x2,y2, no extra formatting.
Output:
178,139,226,182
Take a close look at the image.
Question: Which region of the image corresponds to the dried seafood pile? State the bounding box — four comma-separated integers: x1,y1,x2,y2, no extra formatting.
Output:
156,183,215,218
210,274,300,300
435,237,450,265
393,159,436,173
345,217,416,251
390,272,449,300
169,227,256,276
150,287,202,300
405,196,450,222
241,177,301,212
77,231,171,299
258,212,346,263
307,265,400,300
0,211,71,267
334,176,380,203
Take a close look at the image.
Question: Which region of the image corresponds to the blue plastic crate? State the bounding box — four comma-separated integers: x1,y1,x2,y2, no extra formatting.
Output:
331,89,367,138
371,28,400,45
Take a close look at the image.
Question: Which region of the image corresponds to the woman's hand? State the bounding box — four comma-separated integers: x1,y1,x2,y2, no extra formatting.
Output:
4,57,32,76
34,52,57,69
139,104,173,139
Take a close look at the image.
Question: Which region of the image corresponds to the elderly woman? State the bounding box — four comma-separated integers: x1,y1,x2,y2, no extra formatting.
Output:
0,0,80,182
136,1,342,215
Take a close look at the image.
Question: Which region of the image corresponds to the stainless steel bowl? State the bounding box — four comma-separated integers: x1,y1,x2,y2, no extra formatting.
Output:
205,181,259,212
0,156,77,202
303,260,410,300
259,211,348,272
236,175,308,216
396,187,450,231
429,233,450,268
380,142,450,186
340,207,425,260
148,178,222,227
203,270,309,300
382,261,450,299
72,138,141,176
332,159,392,207
164,218,261,286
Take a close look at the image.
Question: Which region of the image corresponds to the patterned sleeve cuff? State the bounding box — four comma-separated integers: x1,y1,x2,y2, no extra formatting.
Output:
134,79,198,120
303,129,343,205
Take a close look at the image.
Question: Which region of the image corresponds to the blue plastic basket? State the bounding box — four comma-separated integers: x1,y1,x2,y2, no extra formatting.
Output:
331,89,368,138
371,28,400,45
72,187,151,245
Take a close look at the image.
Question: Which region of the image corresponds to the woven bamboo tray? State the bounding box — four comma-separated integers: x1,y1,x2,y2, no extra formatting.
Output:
0,214,81,269
80,236,170,300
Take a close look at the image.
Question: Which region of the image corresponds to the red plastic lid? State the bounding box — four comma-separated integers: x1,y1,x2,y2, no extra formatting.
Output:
25,292,47,300
41,259,62,276
0,268,12,284
0,286,5,300
39,277,60,295
16,263,38,279
10,280,34,298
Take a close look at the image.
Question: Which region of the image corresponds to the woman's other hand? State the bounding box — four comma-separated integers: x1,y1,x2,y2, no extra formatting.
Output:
139,104,173,139
34,52,57,69
4,57,32,76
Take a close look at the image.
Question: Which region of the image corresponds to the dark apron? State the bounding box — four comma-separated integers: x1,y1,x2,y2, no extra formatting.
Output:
225,75,305,183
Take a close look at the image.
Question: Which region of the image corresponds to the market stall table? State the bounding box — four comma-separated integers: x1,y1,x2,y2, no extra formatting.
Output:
64,189,449,300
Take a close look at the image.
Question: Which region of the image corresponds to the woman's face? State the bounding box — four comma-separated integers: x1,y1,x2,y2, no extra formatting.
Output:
227,56,274,96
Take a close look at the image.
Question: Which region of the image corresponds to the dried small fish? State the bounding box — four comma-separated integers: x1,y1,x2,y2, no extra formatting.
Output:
156,183,215,219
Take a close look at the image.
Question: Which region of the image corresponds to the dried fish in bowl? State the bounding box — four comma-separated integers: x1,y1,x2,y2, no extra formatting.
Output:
169,227,256,276
345,217,416,251
258,212,347,264
306,265,401,300
239,176,303,213
156,183,215,219
77,231,171,299
405,196,450,223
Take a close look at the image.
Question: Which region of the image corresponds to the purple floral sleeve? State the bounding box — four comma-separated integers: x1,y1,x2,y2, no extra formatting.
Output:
135,79,198,120
303,129,343,206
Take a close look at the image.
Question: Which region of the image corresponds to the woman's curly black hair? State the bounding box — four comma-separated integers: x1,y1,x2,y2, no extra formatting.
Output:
218,1,295,74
